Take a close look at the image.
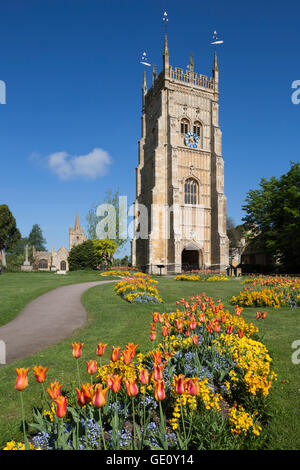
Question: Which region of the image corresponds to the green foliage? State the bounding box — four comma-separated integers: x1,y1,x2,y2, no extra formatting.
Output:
68,239,117,271
0,205,21,266
28,224,47,251
242,162,300,272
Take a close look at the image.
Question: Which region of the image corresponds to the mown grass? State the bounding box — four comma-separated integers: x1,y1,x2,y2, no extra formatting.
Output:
0,274,299,449
0,270,115,326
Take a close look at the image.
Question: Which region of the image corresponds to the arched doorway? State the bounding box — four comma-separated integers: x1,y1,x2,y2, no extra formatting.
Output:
181,249,199,271
60,260,67,271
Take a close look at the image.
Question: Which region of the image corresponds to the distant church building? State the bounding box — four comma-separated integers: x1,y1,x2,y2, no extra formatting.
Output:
132,35,229,274
69,213,87,250
33,214,86,272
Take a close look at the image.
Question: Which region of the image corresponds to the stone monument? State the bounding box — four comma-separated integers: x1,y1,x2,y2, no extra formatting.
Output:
21,245,33,272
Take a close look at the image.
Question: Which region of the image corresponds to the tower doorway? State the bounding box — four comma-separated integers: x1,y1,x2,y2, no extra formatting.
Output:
181,249,200,271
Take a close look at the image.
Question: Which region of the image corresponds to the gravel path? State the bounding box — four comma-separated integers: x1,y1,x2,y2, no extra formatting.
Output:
0,280,115,364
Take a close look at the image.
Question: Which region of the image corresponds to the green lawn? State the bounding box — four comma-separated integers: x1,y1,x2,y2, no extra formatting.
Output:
0,274,299,449
0,270,115,326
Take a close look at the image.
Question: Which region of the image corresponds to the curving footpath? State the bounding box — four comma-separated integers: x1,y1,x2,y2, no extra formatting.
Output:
0,280,115,364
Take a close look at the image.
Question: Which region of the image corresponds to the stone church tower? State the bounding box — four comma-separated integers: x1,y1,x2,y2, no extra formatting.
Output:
131,35,229,274
69,214,87,250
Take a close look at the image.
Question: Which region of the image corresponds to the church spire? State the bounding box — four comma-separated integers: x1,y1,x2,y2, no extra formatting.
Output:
152,63,157,84
74,213,81,231
189,52,194,72
213,50,219,72
163,33,169,74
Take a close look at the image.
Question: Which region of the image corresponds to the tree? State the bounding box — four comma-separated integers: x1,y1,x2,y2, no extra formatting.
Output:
227,217,244,249
242,162,300,272
0,205,21,267
86,188,128,251
68,239,117,271
28,224,47,251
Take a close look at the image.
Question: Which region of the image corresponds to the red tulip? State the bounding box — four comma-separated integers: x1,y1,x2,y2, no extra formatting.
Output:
238,329,244,338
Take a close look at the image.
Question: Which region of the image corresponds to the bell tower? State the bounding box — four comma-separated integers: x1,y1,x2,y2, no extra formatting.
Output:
69,214,87,250
132,35,229,274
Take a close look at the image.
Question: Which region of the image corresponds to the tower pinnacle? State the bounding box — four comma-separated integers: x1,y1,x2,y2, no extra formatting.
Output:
163,34,169,73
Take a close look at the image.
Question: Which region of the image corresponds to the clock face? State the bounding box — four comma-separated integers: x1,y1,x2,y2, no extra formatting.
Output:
185,132,199,148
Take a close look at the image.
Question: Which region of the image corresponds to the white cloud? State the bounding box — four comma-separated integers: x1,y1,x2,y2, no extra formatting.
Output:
46,148,112,181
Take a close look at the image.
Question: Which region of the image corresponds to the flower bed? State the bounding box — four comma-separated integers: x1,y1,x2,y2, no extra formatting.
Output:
114,275,163,304
6,294,276,450
231,282,300,308
175,274,229,282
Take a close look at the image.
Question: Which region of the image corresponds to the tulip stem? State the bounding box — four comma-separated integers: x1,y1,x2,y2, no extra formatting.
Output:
76,360,81,386
132,397,136,450
19,392,29,450
98,408,106,450
179,398,187,445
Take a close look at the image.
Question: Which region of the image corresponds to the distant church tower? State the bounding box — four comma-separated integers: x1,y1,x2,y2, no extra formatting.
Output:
69,214,87,250
131,35,229,274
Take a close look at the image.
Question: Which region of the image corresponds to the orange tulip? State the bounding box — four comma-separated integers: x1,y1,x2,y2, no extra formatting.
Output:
152,350,162,365
139,368,150,385
75,382,94,406
162,326,169,337
86,360,98,375
121,349,133,365
150,323,156,332
235,306,243,317
33,365,49,384
198,313,206,323
206,322,213,334
124,377,139,397
261,311,268,319
47,380,63,400
72,342,84,359
125,343,139,357
92,384,109,408
109,375,122,394
213,322,221,333
15,368,29,391
96,343,107,357
238,329,244,338
256,312,261,319
110,346,120,363
55,395,67,418
226,325,234,335
174,374,185,395
176,318,184,333
154,380,166,401
185,378,200,396
150,331,156,341
152,364,165,381
192,335,199,345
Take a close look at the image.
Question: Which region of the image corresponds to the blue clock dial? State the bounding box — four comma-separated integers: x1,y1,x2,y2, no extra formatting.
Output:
184,132,199,148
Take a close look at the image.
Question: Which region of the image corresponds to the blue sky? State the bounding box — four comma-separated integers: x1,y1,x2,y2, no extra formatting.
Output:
0,0,299,256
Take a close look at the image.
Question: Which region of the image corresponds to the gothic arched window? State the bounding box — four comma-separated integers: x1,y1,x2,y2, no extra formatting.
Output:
39,259,48,269
193,121,202,138
180,118,189,135
185,178,198,205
